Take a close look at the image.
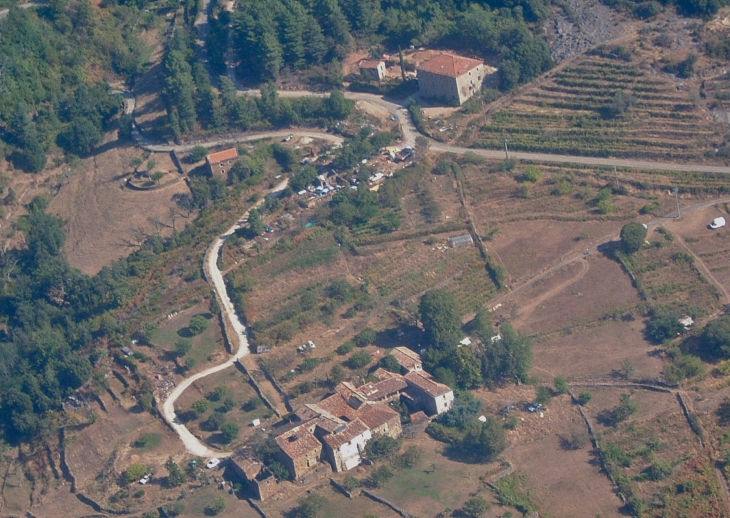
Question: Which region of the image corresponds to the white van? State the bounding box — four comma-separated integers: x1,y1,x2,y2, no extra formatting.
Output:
710,217,726,229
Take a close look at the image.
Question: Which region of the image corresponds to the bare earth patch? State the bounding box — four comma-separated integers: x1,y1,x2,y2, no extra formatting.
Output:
48,140,190,274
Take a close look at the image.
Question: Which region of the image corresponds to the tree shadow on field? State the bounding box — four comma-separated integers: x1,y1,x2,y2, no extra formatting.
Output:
177,327,194,338
597,240,621,260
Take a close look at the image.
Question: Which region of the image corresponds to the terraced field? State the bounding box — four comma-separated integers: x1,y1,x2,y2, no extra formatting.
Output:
471,58,728,161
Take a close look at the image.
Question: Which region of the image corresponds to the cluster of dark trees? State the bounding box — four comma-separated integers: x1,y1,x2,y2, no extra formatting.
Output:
164,27,355,137
0,197,135,442
226,0,552,89
428,392,507,461
418,288,532,390
0,1,149,170
603,0,727,19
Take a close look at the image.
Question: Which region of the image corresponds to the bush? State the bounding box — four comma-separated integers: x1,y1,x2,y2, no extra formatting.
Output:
336,340,356,355
577,392,592,405
243,396,262,412
124,463,148,484
192,399,210,416
354,328,377,347
221,422,240,444
205,496,227,516
535,386,552,405
368,465,394,487
365,435,402,461
521,165,542,183
348,350,372,369
188,314,209,335
379,354,401,373
553,376,568,394
299,358,320,372
342,475,361,490
462,496,492,517
620,222,647,254
189,146,208,162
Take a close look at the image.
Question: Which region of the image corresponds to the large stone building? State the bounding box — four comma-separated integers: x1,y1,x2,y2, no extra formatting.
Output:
228,451,278,501
417,54,485,105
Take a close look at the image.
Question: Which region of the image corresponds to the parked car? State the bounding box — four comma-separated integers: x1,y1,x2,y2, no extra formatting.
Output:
710,217,726,229
206,458,221,469
139,474,151,485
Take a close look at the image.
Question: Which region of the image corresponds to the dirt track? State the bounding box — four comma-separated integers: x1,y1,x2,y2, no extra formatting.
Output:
159,180,288,458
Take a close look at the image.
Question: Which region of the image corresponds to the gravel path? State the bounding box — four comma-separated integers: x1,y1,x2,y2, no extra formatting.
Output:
159,180,288,458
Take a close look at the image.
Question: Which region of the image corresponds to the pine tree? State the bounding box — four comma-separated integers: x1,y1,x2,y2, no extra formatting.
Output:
280,10,306,69
302,16,327,64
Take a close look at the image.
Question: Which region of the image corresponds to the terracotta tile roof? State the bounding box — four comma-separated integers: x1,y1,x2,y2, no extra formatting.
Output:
358,404,400,430
358,377,408,400
313,416,343,434
409,411,429,424
275,426,322,459
314,393,358,421
372,368,397,380
359,60,383,69
417,54,483,78
294,405,321,423
390,347,422,371
321,418,370,449
206,147,238,164
405,371,452,397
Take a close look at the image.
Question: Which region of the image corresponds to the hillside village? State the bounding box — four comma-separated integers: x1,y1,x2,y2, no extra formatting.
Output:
1,0,730,515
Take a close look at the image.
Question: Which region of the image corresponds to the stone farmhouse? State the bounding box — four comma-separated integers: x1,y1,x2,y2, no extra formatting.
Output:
205,147,238,176
228,451,278,501
359,60,387,81
417,54,485,105
274,347,453,480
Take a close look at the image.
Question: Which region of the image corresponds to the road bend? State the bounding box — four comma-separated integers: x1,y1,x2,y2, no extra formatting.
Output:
159,181,288,458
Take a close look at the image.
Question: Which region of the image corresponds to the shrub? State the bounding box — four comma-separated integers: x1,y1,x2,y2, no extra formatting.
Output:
192,399,210,416
188,314,209,335
620,222,647,254
462,496,491,517
577,392,592,405
521,165,542,183
299,358,320,372
348,350,372,369
221,422,240,444
554,376,568,394
342,475,361,490
368,465,394,487
535,386,552,405
189,146,208,162
124,463,148,484
354,328,377,347
379,355,401,373
243,396,262,412
336,340,356,355
365,435,402,461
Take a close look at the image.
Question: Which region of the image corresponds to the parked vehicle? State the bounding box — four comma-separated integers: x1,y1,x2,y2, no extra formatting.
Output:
710,217,726,229
206,458,221,469
139,474,151,484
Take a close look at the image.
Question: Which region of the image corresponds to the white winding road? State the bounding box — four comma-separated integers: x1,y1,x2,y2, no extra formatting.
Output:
159,181,287,458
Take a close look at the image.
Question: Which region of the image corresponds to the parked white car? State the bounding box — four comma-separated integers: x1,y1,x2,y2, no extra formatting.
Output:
206,458,221,469
710,217,726,229
139,474,151,485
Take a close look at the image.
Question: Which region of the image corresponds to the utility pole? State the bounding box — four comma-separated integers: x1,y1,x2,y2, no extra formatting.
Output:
503,135,509,160
674,188,681,219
